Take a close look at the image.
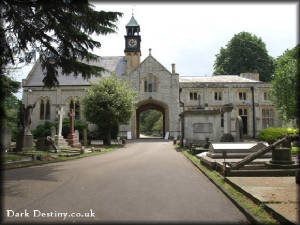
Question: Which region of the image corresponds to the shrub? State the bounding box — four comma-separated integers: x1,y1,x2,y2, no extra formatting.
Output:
220,133,235,142
32,121,57,139
258,127,299,143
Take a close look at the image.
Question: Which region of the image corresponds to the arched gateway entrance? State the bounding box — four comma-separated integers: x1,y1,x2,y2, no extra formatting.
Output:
135,100,169,138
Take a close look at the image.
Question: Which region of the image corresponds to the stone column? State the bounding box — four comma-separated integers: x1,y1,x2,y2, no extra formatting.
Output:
55,106,68,148
57,106,64,137
223,103,233,134
67,109,81,148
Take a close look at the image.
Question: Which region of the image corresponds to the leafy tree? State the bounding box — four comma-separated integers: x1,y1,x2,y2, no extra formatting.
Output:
140,110,163,135
0,1,122,138
3,94,22,141
1,1,122,87
213,32,275,81
152,115,163,135
82,76,136,145
270,45,299,124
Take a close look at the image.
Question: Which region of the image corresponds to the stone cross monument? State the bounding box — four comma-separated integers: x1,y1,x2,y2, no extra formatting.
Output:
55,106,68,148
66,109,81,148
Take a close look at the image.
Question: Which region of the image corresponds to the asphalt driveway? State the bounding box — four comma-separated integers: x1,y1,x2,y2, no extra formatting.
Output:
2,140,249,223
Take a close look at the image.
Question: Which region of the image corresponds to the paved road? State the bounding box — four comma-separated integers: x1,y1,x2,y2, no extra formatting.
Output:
3,140,249,223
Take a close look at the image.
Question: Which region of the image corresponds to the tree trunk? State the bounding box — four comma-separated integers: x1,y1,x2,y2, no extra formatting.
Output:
106,124,112,146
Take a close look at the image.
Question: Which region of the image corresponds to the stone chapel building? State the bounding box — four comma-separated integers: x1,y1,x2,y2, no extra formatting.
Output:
22,15,280,141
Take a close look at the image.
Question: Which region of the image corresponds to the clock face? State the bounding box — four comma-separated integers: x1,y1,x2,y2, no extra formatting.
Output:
128,39,137,48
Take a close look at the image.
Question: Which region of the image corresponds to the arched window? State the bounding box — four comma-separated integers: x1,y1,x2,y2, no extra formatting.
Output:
143,74,158,92
69,98,80,120
45,100,50,120
39,98,51,120
40,100,44,120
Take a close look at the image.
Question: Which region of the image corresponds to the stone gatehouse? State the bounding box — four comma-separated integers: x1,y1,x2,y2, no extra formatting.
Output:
22,15,280,140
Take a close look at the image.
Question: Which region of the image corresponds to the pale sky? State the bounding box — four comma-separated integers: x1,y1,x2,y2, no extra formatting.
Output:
14,2,298,99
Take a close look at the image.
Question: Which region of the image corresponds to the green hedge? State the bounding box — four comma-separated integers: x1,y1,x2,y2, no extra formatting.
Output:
32,121,57,139
258,127,299,143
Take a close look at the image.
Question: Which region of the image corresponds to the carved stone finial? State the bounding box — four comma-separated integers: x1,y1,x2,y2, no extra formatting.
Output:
149,48,152,55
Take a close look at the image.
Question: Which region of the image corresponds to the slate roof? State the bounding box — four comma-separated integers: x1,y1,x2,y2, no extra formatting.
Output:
23,56,127,87
126,16,139,27
179,75,260,83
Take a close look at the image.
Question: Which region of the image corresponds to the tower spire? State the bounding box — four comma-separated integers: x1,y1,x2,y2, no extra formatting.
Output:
124,14,141,73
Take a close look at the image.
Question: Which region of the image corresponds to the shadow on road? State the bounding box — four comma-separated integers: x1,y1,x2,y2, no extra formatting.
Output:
3,164,64,182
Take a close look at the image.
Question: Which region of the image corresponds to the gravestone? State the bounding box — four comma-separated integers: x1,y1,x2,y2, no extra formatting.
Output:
16,103,36,151
0,128,11,152
51,126,56,139
127,131,132,140
206,142,271,158
91,140,104,145
235,116,243,142
83,129,88,146
66,109,81,148
265,146,298,169
55,106,68,148
164,131,169,140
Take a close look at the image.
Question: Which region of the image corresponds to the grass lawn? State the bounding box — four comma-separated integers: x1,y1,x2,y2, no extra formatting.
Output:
3,144,123,170
178,146,279,224
291,146,299,156
2,154,31,162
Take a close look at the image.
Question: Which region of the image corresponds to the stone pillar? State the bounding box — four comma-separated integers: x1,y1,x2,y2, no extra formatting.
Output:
67,109,81,148
75,130,80,140
222,103,233,134
55,106,68,148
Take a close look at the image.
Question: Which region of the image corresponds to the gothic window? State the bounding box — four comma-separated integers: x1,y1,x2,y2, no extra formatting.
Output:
239,92,247,100
262,109,274,129
40,100,44,120
39,98,50,120
69,98,80,120
149,77,152,92
214,91,222,101
189,92,198,100
221,113,224,127
264,92,270,101
45,100,50,120
143,75,158,92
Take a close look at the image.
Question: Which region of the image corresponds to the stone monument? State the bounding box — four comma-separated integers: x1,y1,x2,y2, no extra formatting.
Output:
235,116,243,142
55,106,68,148
66,109,81,148
51,126,56,139
16,103,36,151
222,103,233,134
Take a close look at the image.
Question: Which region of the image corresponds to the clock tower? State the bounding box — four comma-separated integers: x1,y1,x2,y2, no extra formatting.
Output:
124,15,141,73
